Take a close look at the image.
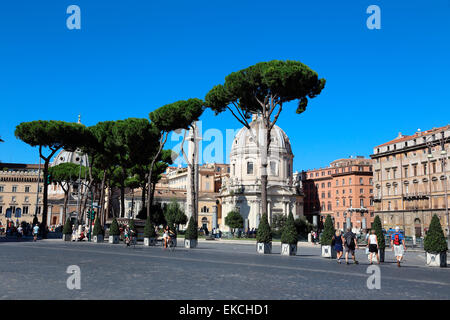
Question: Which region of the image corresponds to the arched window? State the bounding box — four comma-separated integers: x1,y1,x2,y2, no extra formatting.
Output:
247,162,254,175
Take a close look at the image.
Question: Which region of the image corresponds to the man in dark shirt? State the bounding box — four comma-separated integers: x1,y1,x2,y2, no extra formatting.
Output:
343,227,359,265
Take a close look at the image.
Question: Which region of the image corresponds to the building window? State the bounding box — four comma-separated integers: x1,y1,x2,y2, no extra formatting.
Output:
360,199,364,207
413,165,417,176
23,206,29,215
328,182,331,188
0,196,3,203
404,167,408,177
423,163,427,175
321,193,325,199
432,162,436,174
24,196,29,202
0,186,4,192
349,199,353,207
342,179,345,185
12,186,18,193
270,161,277,176
247,162,254,175
321,183,325,188
0,206,2,214
12,196,16,203
359,178,363,185
360,188,364,194
25,186,30,193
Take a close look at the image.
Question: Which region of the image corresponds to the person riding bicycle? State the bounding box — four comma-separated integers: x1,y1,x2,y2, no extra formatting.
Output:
163,225,176,248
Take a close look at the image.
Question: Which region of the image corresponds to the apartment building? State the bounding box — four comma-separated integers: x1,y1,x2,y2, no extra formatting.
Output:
303,157,374,232
0,163,43,227
371,125,450,237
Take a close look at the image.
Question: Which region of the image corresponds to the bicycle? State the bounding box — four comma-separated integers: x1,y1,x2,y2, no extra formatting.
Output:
125,232,137,249
162,236,176,251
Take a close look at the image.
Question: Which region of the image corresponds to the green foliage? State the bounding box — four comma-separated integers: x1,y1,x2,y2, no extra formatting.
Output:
184,216,198,240
144,216,156,238
62,218,73,235
128,218,136,233
281,212,298,245
372,215,385,249
424,214,448,253
320,215,335,245
256,213,272,243
109,218,120,236
205,60,325,117
14,120,87,151
48,162,80,186
150,98,204,132
271,212,287,237
224,210,244,234
294,216,313,238
164,200,188,231
93,217,103,236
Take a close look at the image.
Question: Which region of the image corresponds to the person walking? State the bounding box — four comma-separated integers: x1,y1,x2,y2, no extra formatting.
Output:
17,225,23,241
390,226,406,267
32,224,39,242
332,230,344,264
368,229,380,264
343,227,359,265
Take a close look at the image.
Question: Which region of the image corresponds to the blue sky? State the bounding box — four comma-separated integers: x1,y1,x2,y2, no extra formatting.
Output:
0,0,449,171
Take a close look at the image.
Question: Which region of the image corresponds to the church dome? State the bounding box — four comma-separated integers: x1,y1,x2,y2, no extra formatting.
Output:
51,149,88,167
229,116,294,184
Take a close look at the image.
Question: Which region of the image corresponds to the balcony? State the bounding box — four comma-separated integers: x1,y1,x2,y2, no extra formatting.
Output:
403,192,429,201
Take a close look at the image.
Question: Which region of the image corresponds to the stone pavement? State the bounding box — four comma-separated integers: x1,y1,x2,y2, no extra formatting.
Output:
0,239,449,300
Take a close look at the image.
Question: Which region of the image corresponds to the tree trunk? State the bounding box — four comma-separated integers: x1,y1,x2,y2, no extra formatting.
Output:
63,190,69,224
41,160,50,238
260,120,269,223
99,169,107,225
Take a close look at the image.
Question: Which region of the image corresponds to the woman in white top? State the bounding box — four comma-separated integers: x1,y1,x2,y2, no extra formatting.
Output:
368,229,380,264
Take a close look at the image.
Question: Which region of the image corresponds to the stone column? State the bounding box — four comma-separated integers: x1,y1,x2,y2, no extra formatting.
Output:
212,205,218,229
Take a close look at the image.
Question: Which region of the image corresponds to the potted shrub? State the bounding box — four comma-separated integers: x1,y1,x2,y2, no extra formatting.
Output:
424,214,448,267
184,217,197,248
62,218,72,241
92,217,104,243
143,216,157,246
256,213,272,254
320,215,336,258
372,215,385,262
280,212,298,256
108,218,120,244
225,209,244,237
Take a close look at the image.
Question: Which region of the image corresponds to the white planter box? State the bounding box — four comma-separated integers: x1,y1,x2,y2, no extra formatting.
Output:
93,235,103,243
426,252,447,267
256,242,272,254
321,245,337,258
185,239,197,248
144,237,157,246
281,243,297,256
109,235,120,244
62,234,71,241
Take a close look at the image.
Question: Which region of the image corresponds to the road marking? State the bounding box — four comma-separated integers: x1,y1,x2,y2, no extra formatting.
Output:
12,243,450,287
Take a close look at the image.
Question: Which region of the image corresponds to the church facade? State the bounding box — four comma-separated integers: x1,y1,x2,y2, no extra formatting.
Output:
219,116,304,232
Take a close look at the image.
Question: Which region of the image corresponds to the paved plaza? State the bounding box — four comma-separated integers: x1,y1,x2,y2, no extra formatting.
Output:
0,239,449,300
